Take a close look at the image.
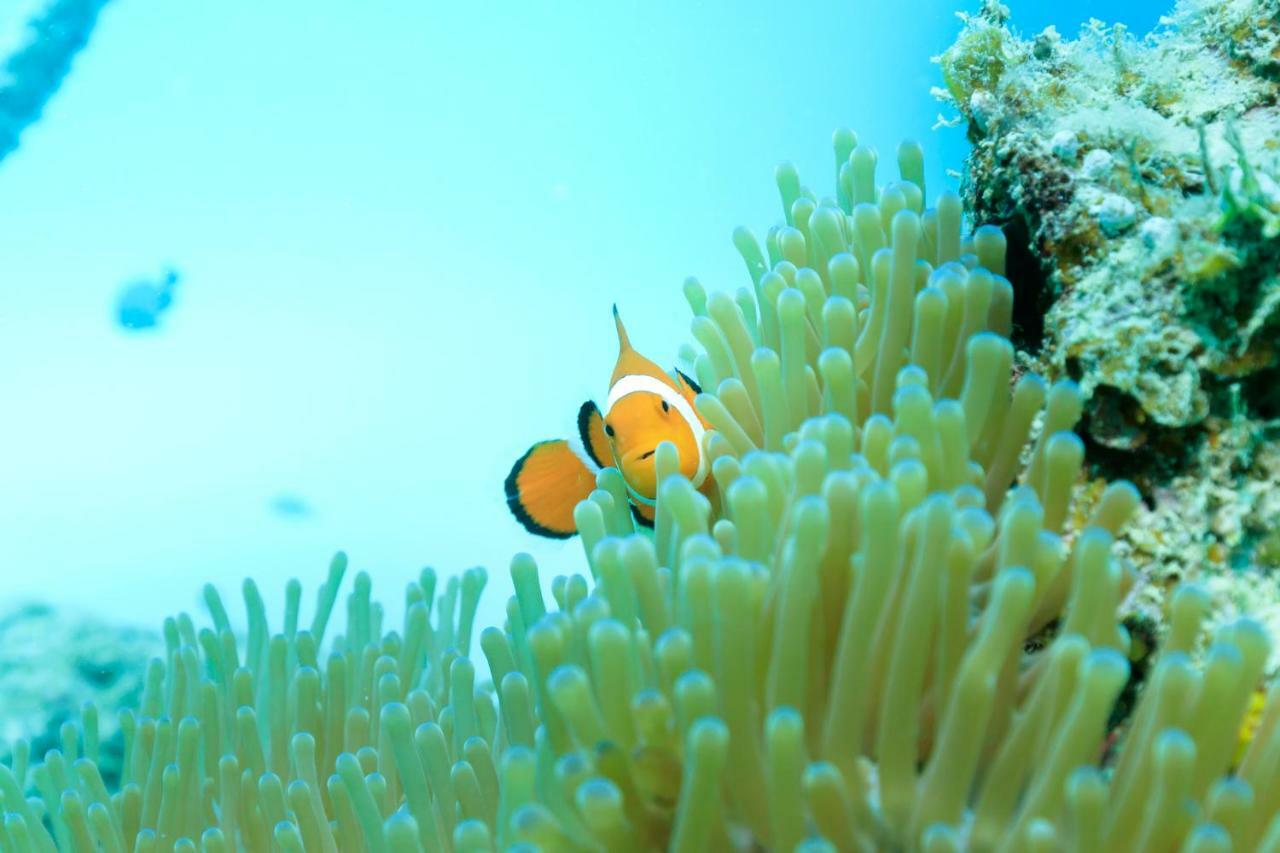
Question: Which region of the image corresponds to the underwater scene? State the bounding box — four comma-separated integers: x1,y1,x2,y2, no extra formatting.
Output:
2,0,1278,849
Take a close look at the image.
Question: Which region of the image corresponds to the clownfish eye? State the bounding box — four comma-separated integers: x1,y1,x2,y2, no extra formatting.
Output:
604,423,615,437
661,400,670,413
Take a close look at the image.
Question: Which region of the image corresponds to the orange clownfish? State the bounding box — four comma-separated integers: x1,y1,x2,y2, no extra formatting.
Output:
504,306,710,538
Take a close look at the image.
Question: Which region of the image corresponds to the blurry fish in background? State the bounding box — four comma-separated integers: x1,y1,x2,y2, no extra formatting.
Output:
116,268,179,331
269,493,314,519
0,0,114,167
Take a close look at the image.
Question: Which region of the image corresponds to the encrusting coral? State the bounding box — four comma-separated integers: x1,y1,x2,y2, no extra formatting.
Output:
2,131,1279,852
934,0,1280,661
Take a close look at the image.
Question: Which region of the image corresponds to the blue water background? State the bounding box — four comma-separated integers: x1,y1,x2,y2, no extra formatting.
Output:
0,0,1170,641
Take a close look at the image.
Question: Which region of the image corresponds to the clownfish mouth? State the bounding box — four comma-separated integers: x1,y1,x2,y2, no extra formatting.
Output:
639,449,655,460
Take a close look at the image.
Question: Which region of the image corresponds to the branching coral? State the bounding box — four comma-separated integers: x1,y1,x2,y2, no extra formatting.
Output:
2,136,1279,851
0,0,113,166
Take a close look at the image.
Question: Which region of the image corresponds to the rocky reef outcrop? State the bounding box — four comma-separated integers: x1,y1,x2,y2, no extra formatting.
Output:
0,602,157,789
938,0,1280,663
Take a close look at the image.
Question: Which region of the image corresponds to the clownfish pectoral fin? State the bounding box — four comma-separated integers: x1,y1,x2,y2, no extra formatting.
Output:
504,439,598,539
576,400,612,470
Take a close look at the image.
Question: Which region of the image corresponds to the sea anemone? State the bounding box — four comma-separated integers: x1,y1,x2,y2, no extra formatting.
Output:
2,134,1278,852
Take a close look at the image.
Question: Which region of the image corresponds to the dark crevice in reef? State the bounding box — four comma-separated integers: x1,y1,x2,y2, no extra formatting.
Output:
1185,213,1280,346
1242,363,1280,421
1112,614,1158,727
1025,610,1158,753
1203,365,1278,439
963,139,1075,358
1000,214,1051,354
1079,385,1205,506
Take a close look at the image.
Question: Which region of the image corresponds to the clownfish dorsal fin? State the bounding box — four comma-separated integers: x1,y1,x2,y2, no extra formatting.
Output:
609,305,675,388
613,303,633,354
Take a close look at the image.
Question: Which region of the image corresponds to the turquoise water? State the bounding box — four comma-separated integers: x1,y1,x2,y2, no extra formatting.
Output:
0,0,1169,637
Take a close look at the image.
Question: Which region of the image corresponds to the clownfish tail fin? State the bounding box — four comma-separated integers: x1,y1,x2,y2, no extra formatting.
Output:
505,438,596,539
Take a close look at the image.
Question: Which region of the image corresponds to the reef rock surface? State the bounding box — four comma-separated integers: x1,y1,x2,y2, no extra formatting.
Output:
939,0,1280,665
0,602,158,788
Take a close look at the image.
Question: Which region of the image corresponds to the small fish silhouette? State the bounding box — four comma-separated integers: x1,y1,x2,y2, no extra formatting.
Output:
270,494,314,519
116,268,180,331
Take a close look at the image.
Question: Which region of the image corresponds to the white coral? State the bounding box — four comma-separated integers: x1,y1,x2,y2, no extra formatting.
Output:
1080,148,1114,180
1139,216,1178,256
1050,129,1079,162
1092,192,1138,235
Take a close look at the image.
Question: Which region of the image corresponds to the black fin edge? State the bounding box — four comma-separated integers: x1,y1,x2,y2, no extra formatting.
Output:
630,501,656,530
503,442,576,540
577,401,607,469
675,368,702,395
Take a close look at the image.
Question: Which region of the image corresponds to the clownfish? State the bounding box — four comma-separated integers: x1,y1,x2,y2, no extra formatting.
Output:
504,306,710,538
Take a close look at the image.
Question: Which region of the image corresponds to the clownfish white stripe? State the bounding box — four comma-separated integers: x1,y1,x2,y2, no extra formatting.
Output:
566,432,601,476
604,373,708,490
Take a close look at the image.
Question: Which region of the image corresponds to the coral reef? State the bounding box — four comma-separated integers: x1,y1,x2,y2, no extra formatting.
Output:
935,0,1280,662
0,0,113,166
2,135,1279,851
0,603,157,792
